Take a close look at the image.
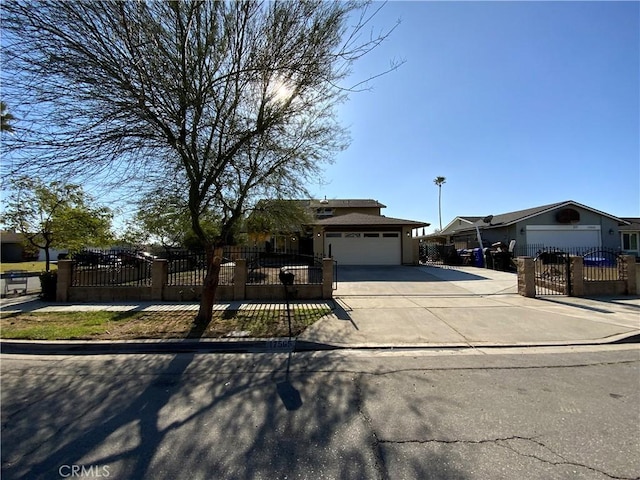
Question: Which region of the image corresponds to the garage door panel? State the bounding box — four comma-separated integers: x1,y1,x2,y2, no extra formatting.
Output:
325,232,401,265
526,227,601,249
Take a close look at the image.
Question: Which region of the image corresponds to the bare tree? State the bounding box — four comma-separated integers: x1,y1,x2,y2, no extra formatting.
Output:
1,0,398,322
1,102,15,133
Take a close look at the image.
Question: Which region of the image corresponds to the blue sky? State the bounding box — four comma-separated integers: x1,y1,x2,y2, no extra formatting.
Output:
313,1,639,231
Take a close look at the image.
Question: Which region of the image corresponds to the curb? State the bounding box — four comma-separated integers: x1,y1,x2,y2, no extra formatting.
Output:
1,331,638,355
0,338,336,355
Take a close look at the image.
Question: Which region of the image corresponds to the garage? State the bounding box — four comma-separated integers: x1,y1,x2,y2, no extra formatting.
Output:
315,212,428,266
526,225,601,249
324,232,401,265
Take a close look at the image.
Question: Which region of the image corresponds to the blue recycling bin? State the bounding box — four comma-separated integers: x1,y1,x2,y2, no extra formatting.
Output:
472,248,484,268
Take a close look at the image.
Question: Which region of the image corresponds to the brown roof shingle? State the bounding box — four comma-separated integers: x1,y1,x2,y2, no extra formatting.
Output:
316,212,427,227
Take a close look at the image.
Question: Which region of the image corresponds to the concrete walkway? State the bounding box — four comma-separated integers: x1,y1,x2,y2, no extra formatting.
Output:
1,265,639,351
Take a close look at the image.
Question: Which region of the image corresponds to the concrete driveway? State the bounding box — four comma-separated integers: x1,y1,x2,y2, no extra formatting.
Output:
334,265,518,297
299,265,640,347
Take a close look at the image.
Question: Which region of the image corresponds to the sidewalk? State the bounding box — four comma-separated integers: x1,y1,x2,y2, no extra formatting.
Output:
1,265,639,353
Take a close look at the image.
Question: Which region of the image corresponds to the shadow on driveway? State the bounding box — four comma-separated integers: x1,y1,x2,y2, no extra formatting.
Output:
336,265,491,282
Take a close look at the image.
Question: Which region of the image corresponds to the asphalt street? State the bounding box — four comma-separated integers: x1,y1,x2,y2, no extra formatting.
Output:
2,346,639,480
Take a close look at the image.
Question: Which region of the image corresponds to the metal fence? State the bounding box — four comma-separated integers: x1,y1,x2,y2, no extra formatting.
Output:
70,248,325,287
419,243,461,267
246,251,323,285
165,250,208,286
164,248,323,287
71,249,152,287
519,245,627,296
519,245,626,281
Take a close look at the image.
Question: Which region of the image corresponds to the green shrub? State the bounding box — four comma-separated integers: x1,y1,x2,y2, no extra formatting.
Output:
39,271,57,301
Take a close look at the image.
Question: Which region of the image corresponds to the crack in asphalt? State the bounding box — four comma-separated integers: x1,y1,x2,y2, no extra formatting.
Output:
378,436,636,480
353,374,387,480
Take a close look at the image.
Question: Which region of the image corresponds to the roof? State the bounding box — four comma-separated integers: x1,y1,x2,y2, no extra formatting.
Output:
315,212,428,228
620,218,640,231
439,216,483,235
1,231,24,243
308,198,386,209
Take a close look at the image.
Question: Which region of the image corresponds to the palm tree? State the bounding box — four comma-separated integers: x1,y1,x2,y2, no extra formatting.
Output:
433,176,446,230
1,102,15,133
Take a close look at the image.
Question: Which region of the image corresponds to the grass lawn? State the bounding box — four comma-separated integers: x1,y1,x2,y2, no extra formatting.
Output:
1,261,56,274
0,306,332,340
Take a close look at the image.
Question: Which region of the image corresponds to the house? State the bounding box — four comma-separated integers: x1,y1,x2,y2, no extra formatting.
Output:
254,198,429,265
307,198,429,265
0,230,66,263
620,218,640,257
1,231,26,262
426,200,630,254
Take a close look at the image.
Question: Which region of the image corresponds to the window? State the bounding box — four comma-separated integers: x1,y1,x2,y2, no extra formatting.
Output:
345,233,361,238
622,232,638,251
326,233,341,238
364,233,379,238
383,233,399,238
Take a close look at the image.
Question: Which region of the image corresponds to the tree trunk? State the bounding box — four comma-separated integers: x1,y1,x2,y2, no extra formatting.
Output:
44,245,51,272
438,186,442,231
195,245,224,324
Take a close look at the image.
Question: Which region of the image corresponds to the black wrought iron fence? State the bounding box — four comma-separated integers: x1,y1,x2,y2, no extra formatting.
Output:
533,249,570,295
582,248,627,282
71,249,152,287
419,243,461,266
163,248,323,286
247,251,323,285
521,245,626,296
165,250,207,286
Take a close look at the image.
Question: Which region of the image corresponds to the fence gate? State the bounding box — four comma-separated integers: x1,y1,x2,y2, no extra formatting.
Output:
419,243,461,267
534,251,572,296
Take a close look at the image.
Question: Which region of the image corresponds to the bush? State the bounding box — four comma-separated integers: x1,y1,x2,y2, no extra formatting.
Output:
39,271,57,301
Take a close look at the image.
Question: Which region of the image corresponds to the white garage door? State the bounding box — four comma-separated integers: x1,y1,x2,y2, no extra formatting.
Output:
324,232,401,265
526,226,601,249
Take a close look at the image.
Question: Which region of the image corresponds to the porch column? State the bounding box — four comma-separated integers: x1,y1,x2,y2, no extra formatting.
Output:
517,257,535,298
621,255,637,295
322,258,334,299
151,259,168,301
56,259,73,302
569,256,584,297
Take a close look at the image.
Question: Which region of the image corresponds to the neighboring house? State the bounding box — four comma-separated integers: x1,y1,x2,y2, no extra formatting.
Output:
1,231,25,262
426,200,630,254
620,218,640,257
258,198,429,265
0,230,66,263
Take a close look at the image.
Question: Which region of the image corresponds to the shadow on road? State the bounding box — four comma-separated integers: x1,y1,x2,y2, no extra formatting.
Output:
2,334,468,480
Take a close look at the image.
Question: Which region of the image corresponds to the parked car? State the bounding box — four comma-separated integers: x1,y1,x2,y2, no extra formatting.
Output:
117,250,156,266
73,250,122,267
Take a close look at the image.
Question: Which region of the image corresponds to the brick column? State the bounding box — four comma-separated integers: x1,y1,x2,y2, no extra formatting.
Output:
569,256,584,297
234,258,247,301
517,257,535,297
322,258,334,299
55,259,73,302
621,255,637,295
151,259,168,301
